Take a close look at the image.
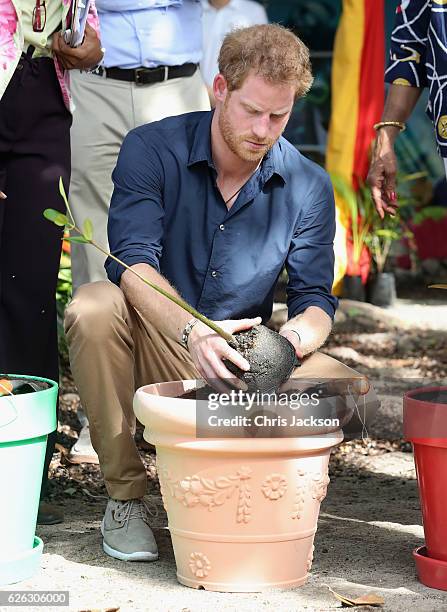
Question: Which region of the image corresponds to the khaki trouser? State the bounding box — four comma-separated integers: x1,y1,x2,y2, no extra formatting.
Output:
65,281,375,500
69,69,210,292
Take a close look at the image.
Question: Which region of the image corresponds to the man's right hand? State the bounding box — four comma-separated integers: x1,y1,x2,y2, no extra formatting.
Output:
367,127,400,219
188,317,262,393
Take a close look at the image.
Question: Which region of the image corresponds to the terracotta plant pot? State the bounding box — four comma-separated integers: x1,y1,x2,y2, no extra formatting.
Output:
403,386,447,591
134,380,343,592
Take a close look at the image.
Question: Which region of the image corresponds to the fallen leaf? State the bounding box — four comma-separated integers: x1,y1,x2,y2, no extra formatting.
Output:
353,594,385,606
327,586,384,607
78,608,119,612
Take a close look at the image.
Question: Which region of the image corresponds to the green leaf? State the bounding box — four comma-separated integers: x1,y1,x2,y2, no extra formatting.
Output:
59,177,69,207
64,235,89,244
43,208,69,227
82,218,94,241
375,229,399,240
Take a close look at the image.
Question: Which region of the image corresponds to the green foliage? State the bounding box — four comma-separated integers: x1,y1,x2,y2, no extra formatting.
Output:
412,206,447,225
366,213,401,274
331,174,375,274
333,171,447,275
83,218,93,241
43,208,68,227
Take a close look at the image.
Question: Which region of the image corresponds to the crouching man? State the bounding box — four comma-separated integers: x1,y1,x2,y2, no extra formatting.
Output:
65,24,375,562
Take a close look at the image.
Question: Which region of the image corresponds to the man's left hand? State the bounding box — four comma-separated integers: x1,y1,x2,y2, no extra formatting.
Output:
279,329,304,360
52,23,103,71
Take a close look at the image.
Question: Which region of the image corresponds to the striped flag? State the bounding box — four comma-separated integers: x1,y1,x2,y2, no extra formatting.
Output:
326,0,385,293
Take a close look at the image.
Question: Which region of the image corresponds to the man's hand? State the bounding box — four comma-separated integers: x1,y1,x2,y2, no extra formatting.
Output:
0,191,6,199
188,317,262,393
367,127,400,219
52,23,103,71
279,329,304,360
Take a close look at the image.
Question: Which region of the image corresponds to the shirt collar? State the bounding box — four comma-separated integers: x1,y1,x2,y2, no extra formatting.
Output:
187,110,287,184
260,140,287,185
187,110,216,169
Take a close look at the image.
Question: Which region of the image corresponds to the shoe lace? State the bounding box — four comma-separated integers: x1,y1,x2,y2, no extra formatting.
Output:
113,497,159,526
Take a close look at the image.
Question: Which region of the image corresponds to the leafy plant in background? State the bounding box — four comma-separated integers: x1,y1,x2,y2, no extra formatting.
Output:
333,171,447,277
366,215,401,275
331,174,375,276
394,171,447,273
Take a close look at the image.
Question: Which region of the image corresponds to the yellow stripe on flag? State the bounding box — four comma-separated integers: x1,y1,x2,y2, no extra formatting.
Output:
326,0,365,294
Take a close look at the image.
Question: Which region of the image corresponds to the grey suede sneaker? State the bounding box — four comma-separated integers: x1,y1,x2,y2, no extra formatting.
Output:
101,498,159,561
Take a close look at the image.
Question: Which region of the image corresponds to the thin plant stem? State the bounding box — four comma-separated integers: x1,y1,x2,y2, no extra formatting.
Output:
62,194,235,344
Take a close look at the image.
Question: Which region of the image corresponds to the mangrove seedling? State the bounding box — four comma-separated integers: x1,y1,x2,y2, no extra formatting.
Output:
44,179,297,392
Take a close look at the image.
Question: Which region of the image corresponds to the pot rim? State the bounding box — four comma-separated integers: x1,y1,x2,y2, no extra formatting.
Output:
134,380,344,453
405,386,447,403
403,386,447,446
413,546,447,591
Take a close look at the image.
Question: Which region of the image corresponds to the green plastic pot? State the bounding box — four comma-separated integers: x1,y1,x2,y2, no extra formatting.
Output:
0,375,57,586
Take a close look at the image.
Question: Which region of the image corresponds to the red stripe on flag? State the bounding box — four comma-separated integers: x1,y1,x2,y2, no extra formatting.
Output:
352,0,385,186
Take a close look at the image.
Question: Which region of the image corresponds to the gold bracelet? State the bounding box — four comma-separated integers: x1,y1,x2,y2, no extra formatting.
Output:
373,121,406,132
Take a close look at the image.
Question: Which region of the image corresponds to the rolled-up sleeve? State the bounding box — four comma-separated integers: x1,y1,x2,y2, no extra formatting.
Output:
286,174,338,320
105,130,165,285
385,0,430,89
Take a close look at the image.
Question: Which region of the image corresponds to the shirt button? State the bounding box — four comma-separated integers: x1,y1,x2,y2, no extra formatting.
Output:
211,270,218,278
219,224,225,231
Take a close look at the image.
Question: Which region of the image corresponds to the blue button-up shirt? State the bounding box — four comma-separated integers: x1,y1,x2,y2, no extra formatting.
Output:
95,0,203,69
106,111,338,322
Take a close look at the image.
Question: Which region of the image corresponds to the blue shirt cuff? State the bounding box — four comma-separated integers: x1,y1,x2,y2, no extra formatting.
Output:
105,253,160,286
288,295,338,321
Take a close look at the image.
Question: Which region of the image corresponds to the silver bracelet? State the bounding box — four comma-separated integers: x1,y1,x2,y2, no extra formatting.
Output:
287,329,302,345
181,318,198,349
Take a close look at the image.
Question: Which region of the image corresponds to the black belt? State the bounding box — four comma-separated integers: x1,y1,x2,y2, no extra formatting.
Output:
95,63,198,85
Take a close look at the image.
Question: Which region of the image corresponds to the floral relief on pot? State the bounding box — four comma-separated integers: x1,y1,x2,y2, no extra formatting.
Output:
261,473,288,500
310,473,330,502
291,469,330,519
158,464,253,523
291,483,306,520
189,552,211,579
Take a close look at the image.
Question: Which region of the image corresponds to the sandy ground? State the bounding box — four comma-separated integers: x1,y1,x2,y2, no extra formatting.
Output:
3,297,447,612
13,450,446,612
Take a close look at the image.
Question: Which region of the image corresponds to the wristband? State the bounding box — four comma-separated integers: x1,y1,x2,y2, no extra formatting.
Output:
181,318,198,349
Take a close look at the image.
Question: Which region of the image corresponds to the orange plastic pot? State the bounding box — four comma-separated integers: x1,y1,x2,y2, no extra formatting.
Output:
134,380,343,592
404,386,447,591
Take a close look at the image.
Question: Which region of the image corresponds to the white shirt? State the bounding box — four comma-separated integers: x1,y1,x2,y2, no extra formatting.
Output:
201,0,268,87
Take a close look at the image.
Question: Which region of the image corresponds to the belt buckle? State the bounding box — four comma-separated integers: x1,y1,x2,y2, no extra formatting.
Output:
135,68,145,85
